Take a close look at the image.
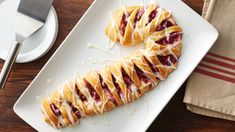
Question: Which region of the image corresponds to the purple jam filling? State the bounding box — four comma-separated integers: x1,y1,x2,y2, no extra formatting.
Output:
50,103,61,116
120,14,129,36
148,9,157,23
75,84,87,102
134,65,150,84
84,79,101,102
144,57,159,80
155,32,182,45
158,55,178,66
68,102,81,119
121,68,141,94
99,75,118,106
121,68,133,89
134,7,145,27
111,75,123,98
155,20,174,31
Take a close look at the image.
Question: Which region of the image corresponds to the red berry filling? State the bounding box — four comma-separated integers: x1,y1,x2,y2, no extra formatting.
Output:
144,57,159,80
155,20,174,31
84,79,101,102
134,65,150,84
134,7,145,27
68,102,81,119
148,9,157,23
121,68,141,94
120,14,129,36
121,68,133,89
99,75,118,106
75,84,87,103
50,103,61,116
155,32,182,45
111,75,123,98
158,55,178,66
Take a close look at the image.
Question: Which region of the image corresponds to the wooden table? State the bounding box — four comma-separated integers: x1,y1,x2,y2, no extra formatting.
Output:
1,0,235,131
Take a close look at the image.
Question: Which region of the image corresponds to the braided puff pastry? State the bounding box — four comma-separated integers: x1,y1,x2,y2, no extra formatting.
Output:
41,3,183,128
105,4,175,46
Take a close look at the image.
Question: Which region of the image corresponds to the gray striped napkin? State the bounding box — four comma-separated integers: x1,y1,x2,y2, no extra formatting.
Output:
184,0,235,121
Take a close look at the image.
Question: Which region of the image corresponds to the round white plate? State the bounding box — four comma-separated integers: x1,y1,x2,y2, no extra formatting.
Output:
0,0,58,63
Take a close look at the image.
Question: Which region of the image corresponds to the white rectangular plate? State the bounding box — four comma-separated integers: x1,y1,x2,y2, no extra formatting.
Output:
14,0,218,131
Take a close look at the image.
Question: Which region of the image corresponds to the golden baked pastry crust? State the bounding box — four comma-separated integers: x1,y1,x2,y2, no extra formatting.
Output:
41,3,183,128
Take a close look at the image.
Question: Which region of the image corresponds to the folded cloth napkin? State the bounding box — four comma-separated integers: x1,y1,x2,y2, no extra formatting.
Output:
184,0,235,121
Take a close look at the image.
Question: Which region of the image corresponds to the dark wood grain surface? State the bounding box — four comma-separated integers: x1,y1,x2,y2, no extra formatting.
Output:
0,0,234,131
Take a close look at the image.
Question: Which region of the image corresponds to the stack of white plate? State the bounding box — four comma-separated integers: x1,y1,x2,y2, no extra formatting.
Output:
0,0,58,63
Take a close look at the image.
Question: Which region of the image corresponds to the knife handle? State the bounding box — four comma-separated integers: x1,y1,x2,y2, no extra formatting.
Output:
0,41,22,90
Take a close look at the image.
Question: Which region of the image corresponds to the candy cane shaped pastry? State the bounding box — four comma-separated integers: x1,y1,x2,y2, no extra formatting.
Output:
41,3,183,128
